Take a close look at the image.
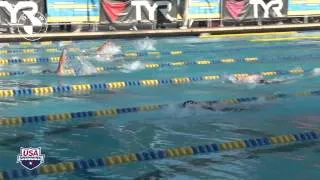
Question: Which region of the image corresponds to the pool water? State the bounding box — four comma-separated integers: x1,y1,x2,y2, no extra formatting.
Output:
0,31,320,179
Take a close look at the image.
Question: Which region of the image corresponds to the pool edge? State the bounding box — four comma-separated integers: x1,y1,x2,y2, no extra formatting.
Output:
1,23,320,42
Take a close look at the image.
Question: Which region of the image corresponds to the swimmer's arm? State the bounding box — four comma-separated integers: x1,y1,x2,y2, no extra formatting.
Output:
200,105,217,111
221,107,252,112
56,50,67,75
96,46,103,53
265,78,291,84
56,59,64,75
96,43,106,53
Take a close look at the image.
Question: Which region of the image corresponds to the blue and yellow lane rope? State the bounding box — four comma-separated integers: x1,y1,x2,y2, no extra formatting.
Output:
0,130,318,180
10,40,126,46
1,54,319,77
0,68,310,97
0,42,317,59
0,57,261,77
199,31,298,38
11,41,73,46
1,88,319,127
0,50,183,64
251,36,320,42
0,50,319,69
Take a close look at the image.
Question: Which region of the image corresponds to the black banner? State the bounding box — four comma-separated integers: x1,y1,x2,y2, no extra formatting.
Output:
100,0,179,24
223,0,288,21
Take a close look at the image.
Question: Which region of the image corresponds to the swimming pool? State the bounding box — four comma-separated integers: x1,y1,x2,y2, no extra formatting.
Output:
0,31,319,179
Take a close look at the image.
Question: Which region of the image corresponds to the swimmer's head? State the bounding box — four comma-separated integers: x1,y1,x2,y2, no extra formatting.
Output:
259,79,265,84
182,100,197,108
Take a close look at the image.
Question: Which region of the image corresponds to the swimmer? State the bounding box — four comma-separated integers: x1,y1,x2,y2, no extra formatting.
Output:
183,100,219,111
229,74,291,85
42,49,68,75
96,41,114,54
182,100,250,112
95,41,121,61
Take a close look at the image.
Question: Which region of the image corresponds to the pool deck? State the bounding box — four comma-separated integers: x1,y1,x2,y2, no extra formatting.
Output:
1,23,320,41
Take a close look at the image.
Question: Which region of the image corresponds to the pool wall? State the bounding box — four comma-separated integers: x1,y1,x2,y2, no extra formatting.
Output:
1,23,320,42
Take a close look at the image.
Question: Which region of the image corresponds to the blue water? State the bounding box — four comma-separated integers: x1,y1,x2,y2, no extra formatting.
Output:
0,31,320,179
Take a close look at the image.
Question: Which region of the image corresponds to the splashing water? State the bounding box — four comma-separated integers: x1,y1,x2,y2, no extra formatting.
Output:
0,43,9,48
95,54,116,62
59,41,73,47
98,44,121,55
121,61,145,73
11,56,19,60
66,56,97,76
312,68,320,76
75,59,98,76
135,37,156,51
95,43,122,62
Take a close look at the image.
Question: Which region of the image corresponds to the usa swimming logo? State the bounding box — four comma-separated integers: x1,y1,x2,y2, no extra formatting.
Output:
17,147,45,170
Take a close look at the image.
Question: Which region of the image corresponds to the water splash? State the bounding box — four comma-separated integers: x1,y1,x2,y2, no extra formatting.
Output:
95,42,122,62
120,61,145,73
98,43,121,55
312,68,320,76
135,37,156,51
75,58,98,76
0,43,9,48
224,74,261,86
95,54,116,62
11,56,20,60
59,41,73,47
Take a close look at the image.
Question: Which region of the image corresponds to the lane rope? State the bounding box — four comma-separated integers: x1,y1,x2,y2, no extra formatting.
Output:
0,43,317,63
0,57,258,77
1,53,320,77
251,36,320,42
0,130,318,180
0,68,311,97
1,88,319,127
199,31,297,38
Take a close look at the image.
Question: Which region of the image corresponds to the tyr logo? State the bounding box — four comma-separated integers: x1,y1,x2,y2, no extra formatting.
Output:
0,1,41,26
249,0,283,18
131,0,174,21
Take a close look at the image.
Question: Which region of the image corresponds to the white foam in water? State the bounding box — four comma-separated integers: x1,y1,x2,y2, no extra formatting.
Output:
26,65,41,73
297,40,320,45
312,68,320,76
0,43,9,48
74,57,98,76
95,43,122,62
120,61,145,73
163,104,195,118
95,54,115,62
99,43,121,55
135,37,156,51
59,41,73,47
